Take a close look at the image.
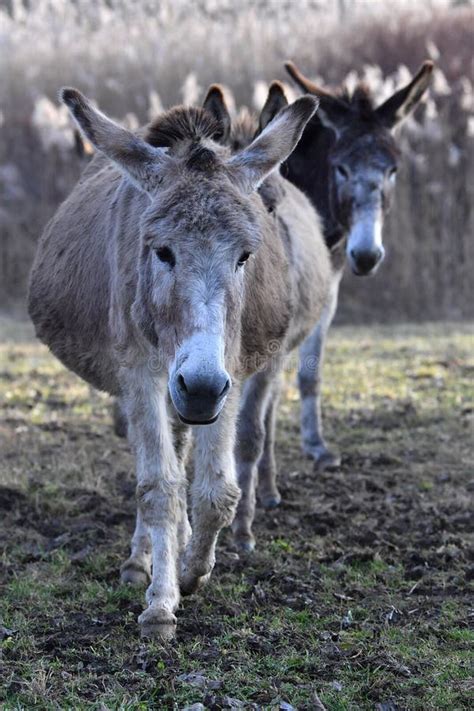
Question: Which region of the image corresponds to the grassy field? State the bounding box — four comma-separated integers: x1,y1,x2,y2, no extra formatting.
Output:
0,319,473,710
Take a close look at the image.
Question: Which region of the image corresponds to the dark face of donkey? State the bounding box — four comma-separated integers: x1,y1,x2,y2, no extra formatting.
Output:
61,87,318,424
268,61,434,276
325,120,398,276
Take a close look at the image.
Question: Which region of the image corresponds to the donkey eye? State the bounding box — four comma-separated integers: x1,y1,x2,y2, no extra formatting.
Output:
335,164,350,180
155,246,175,268
237,251,251,268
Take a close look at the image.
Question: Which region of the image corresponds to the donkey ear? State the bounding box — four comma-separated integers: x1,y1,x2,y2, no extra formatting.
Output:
202,84,232,144
285,60,348,133
375,61,434,128
259,81,289,132
60,88,168,192
228,95,318,192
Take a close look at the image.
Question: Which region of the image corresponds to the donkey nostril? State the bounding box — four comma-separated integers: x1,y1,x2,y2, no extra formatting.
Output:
219,378,231,398
176,371,230,400
177,373,188,393
350,249,357,261
336,163,350,180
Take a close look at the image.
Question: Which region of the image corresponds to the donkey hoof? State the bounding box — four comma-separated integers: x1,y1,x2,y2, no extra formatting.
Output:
120,560,151,587
258,490,282,509
180,571,212,597
139,606,177,641
304,444,341,471
234,535,256,554
315,450,341,472
180,554,214,596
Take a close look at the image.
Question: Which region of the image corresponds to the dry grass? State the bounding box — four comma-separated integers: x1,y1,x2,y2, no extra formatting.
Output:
1,0,473,320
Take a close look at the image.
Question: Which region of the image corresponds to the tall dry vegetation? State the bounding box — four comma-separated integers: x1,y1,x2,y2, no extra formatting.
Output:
1,0,473,321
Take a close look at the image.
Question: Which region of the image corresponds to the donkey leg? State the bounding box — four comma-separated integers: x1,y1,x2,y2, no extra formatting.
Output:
298,277,341,470
120,507,152,586
172,418,193,554
120,418,191,586
123,368,182,640
179,389,241,596
232,369,275,552
257,376,282,509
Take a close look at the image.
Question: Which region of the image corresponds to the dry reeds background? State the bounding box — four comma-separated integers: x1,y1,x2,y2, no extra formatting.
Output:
1,0,473,321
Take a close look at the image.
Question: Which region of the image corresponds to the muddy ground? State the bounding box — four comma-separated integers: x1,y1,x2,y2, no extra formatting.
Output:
0,320,473,710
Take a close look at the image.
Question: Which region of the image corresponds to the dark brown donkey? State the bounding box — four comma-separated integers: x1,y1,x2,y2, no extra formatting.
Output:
258,62,434,490
28,88,330,637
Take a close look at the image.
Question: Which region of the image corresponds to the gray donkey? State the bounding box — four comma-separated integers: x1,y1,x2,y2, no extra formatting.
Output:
224,67,433,547
28,87,331,637
255,62,434,486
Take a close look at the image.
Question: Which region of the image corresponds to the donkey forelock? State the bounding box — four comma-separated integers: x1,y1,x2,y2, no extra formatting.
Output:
328,84,376,122
145,106,226,150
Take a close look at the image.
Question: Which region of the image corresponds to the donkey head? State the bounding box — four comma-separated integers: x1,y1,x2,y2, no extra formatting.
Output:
283,61,434,275
61,87,317,424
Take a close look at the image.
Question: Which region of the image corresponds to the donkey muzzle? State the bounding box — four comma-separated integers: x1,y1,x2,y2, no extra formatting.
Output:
170,366,232,425
349,247,384,276
346,206,385,276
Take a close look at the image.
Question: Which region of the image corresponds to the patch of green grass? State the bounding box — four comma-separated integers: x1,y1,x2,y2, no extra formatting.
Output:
269,537,294,554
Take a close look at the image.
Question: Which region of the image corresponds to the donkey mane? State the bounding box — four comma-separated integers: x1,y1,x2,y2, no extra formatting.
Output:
331,82,374,110
337,83,375,119
230,110,258,151
145,106,222,148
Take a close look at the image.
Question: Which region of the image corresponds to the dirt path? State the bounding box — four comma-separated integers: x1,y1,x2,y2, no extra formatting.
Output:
0,321,472,710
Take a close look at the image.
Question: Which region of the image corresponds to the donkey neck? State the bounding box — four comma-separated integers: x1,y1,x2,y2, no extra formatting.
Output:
284,120,346,251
